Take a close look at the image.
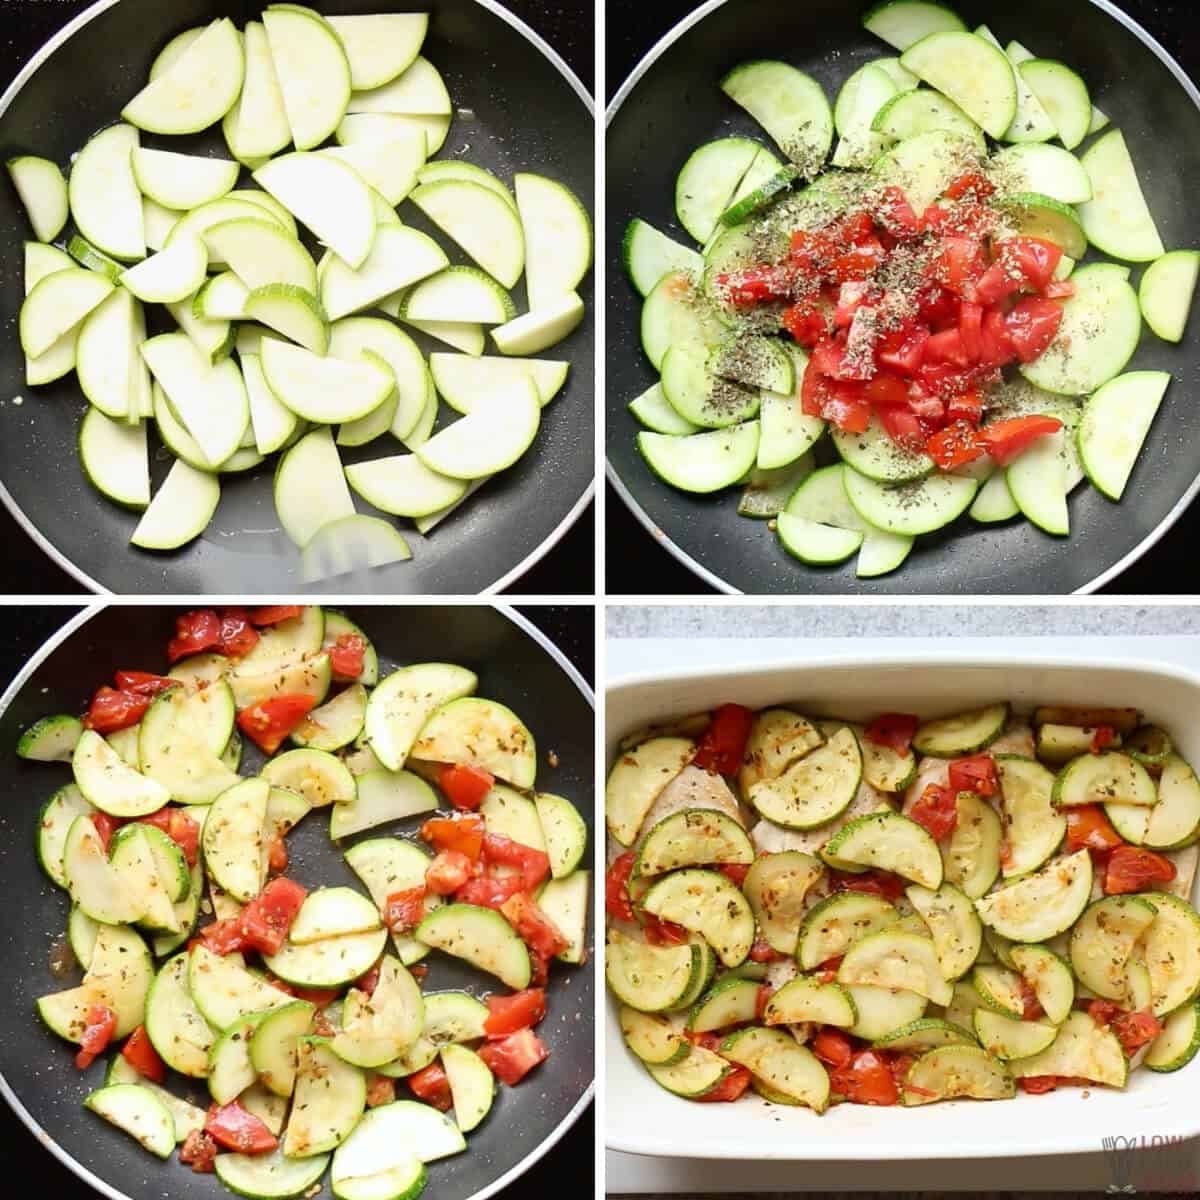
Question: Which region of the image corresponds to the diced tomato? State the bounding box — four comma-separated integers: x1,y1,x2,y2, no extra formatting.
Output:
979,308,1016,368
407,1062,453,1110
816,954,844,984
421,814,486,861
926,421,986,471
1104,845,1176,895
266,835,288,875
1019,1075,1060,1094
925,327,973,368
958,301,984,363
944,172,995,202
909,783,959,841
829,868,906,901
833,282,871,329
1090,725,1118,753
811,335,853,380
875,186,924,238
287,984,341,1009
437,763,495,812
915,283,959,328
194,917,246,957
478,1029,549,1086
366,1074,396,1108
330,634,366,679
828,239,886,284
205,1102,278,1154
641,914,690,945
1003,237,1064,292
695,1065,752,1103
120,1025,166,1082
179,1129,218,1173
1018,976,1045,1021
138,807,201,867
692,703,755,776
877,403,926,453
1044,279,1075,299
829,210,876,246
812,1026,855,1070
1087,998,1123,1028
947,754,998,797
1064,805,1124,856
946,388,983,424
605,852,637,923
239,877,307,956
820,389,873,434
383,886,428,934
749,937,787,963
1112,1009,1163,1055
456,873,525,910
484,988,547,1038
91,811,124,853
831,1049,899,1105
864,713,919,753
1004,296,1063,363
250,605,305,626
167,609,222,662
876,326,929,377
754,983,773,1021
426,850,473,895
82,686,150,734
982,415,1063,467
217,608,259,658
801,357,834,416
718,863,751,886
236,694,317,754
75,1004,116,1070
501,892,570,961
862,372,910,409
114,670,178,697
781,299,829,347
935,236,987,297
483,832,552,893
717,264,794,307
973,262,1024,307
356,961,382,996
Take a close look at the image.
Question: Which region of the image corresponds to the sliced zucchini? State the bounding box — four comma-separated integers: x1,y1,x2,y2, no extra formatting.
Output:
344,838,440,966
36,786,93,891
738,709,824,797
283,1037,365,1157
974,849,1093,942
143,954,214,1078
873,1017,977,1053
1143,755,1200,850
797,892,899,970
995,755,1066,878
863,1,966,51
188,944,293,1032
1142,893,1200,1015
1077,129,1164,262
534,793,588,879
901,1045,1015,1105
1052,752,1156,807
416,903,531,989
265,924,389,991
635,808,754,877
217,1149,330,1199
18,714,83,763
972,1008,1058,1060
620,1006,689,1067
364,663,477,773
748,726,861,830
1070,895,1158,1001
763,976,857,1027
209,1013,266,1105
1009,945,1074,1026
824,810,942,889
904,883,982,980
912,703,1008,756
844,984,927,1041
720,61,834,177
202,777,269,903
73,728,169,817
83,1084,174,1159
647,1043,733,1098
333,958,424,1069
687,976,761,1032
605,736,696,847
639,868,754,967
261,747,356,808
330,1100,464,1197
62,816,144,925
742,851,824,956
328,769,436,841
838,929,953,1005
1009,1010,1128,1088
1034,705,1141,734
410,697,535,790
535,871,589,965
1145,1002,1200,1072
720,1026,830,1110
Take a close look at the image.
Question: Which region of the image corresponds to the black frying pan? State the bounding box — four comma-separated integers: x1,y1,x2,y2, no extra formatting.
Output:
0,604,594,1200
0,0,594,595
606,0,1200,595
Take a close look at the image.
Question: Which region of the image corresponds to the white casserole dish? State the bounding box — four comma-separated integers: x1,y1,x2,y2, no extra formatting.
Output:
604,652,1200,1160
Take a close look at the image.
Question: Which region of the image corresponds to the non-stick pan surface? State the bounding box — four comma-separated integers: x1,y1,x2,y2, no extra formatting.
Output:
606,0,1200,595
0,605,594,1200
0,0,594,595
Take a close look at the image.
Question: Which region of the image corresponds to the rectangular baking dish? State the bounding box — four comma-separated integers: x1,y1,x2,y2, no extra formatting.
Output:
605,651,1200,1160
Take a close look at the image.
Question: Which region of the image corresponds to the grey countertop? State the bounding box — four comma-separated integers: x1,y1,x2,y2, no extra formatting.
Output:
607,604,1200,639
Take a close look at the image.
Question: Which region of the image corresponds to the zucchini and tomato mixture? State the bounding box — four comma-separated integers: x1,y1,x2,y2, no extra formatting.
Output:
10,7,591,570
21,605,588,1199
624,0,1196,578
606,698,1200,1110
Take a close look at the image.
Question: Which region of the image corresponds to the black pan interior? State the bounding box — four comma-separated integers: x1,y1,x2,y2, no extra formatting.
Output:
0,605,594,1200
606,0,1200,595
0,0,594,595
